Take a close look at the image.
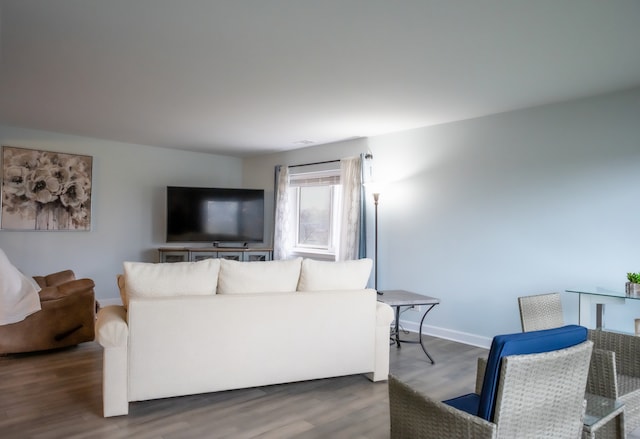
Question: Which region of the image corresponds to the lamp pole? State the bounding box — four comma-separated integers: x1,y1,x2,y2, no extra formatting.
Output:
373,192,380,292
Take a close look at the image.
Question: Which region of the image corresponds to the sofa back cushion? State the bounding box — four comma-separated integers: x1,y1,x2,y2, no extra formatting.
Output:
122,259,220,308
297,258,373,291
217,257,302,294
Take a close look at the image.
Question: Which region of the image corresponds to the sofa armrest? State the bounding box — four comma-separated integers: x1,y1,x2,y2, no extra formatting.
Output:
389,374,497,439
367,301,395,382
96,305,128,348
376,300,394,326
96,305,130,416
39,278,95,302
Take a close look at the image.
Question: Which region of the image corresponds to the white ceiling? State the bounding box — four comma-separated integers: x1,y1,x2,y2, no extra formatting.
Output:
1,1,640,157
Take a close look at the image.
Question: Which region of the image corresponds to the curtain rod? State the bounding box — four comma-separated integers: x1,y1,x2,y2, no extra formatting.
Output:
288,153,373,169
288,159,340,169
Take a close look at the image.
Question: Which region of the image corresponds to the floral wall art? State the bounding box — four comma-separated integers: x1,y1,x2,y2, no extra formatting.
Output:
1,146,93,231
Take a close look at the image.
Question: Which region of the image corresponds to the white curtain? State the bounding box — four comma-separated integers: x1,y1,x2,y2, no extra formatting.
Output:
337,156,362,261
273,165,292,260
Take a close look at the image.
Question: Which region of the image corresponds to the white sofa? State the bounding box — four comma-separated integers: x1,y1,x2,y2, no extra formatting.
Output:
95,257,394,417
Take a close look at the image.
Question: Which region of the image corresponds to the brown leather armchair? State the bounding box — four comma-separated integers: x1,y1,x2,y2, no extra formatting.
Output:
0,270,96,355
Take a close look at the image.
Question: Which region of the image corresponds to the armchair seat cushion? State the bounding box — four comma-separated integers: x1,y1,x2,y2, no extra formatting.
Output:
442,393,481,416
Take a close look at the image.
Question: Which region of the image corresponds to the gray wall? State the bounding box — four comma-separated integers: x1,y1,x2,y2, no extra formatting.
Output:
244,87,640,346
0,125,243,302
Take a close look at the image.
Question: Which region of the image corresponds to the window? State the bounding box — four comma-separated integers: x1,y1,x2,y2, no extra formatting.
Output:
288,168,341,256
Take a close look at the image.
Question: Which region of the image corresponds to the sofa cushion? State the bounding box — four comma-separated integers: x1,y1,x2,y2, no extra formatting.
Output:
122,259,220,308
217,258,302,294
297,258,373,291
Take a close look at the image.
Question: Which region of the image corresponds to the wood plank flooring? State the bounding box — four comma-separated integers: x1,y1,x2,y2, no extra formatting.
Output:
0,333,487,438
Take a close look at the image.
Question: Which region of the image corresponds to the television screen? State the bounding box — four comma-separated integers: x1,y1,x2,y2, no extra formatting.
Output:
166,186,264,243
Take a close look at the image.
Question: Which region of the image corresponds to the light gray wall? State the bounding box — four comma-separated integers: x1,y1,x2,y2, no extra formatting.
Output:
2,87,638,343
244,87,640,346
0,125,243,302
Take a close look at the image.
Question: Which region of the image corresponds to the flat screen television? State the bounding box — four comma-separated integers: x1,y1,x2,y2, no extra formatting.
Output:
166,186,265,244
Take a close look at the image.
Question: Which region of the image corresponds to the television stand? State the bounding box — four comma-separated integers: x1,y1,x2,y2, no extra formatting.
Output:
158,247,273,263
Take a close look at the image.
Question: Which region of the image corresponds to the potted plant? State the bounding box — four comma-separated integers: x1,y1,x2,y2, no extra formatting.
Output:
627,272,640,296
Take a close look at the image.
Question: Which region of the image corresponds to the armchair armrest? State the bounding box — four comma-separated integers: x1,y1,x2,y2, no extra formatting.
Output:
38,278,95,302
389,374,496,439
589,329,640,378
476,357,487,395
33,270,76,288
587,348,618,399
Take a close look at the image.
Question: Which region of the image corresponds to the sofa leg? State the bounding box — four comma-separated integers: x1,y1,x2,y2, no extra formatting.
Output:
366,370,389,382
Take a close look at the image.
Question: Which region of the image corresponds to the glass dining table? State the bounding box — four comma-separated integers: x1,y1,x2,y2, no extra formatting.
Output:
565,287,640,329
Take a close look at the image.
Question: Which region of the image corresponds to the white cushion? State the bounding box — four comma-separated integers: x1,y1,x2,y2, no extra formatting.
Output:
217,258,302,294
297,258,373,291
122,259,220,308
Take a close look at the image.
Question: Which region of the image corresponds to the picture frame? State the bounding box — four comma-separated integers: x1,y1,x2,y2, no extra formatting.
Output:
1,146,93,231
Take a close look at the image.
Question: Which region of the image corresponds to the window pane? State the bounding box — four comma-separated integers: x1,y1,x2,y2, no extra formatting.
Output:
297,186,331,247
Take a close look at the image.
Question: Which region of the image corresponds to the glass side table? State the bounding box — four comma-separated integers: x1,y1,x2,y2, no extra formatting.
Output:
583,393,625,439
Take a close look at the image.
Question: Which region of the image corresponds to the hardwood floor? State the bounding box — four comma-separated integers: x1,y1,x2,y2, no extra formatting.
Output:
0,333,487,438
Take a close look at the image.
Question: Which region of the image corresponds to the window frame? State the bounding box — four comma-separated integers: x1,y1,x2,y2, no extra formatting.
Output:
292,184,341,255
287,167,342,258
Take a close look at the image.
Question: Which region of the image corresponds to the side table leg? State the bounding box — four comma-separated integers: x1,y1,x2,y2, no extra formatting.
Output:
394,306,401,348
596,303,604,330
418,304,437,364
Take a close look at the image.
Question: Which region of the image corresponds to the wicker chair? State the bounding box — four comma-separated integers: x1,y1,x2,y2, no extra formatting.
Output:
518,292,564,332
389,325,593,439
518,292,640,436
518,293,640,437
587,329,640,435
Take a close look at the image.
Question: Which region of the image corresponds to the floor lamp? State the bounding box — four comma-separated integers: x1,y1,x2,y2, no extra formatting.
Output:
373,192,380,294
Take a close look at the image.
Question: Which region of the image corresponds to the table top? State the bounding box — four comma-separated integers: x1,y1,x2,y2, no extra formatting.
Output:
583,393,624,430
566,287,640,301
377,290,440,306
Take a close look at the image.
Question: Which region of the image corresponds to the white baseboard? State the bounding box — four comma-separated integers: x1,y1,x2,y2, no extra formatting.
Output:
399,319,492,349
97,298,122,307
